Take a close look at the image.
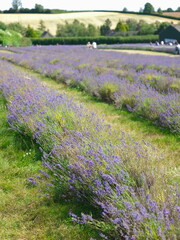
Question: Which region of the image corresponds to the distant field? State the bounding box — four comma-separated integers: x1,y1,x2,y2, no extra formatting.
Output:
0,12,179,35
163,11,180,18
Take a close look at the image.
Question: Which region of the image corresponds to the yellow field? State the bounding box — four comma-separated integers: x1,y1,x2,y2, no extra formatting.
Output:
0,12,179,35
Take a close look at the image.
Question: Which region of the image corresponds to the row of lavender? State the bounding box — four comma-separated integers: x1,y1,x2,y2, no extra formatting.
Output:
0,45,179,134
0,59,179,239
98,43,177,54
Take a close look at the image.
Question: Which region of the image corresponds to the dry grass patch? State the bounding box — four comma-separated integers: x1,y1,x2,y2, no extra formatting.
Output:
163,12,180,18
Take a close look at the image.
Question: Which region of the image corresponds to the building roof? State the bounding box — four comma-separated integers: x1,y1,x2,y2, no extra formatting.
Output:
41,31,53,38
173,24,180,32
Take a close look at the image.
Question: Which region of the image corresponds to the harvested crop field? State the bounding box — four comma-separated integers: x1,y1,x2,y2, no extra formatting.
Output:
163,11,180,18
0,11,179,35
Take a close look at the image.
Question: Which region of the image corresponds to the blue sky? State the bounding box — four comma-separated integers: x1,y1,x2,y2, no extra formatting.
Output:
0,0,179,12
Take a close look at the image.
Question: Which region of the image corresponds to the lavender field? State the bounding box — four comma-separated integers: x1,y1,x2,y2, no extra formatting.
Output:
0,45,179,134
0,45,179,239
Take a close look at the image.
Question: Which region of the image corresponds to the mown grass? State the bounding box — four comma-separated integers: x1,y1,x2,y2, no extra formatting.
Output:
0,94,99,240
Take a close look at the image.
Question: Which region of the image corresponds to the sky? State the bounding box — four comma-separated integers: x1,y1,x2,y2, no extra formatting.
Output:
0,0,179,12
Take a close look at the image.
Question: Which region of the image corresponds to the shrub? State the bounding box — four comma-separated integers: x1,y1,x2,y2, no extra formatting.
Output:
31,35,158,45
99,82,119,102
0,21,7,31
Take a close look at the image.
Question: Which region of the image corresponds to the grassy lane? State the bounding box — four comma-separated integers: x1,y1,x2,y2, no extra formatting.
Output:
40,77,180,167
0,95,98,240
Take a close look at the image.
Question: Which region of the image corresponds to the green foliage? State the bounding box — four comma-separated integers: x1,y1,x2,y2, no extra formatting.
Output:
157,8,163,15
7,22,26,36
32,35,158,45
166,8,173,12
126,19,138,31
0,21,7,31
12,0,22,12
20,37,32,46
0,29,20,46
138,22,155,35
0,29,31,46
35,4,44,13
122,7,128,12
115,20,129,32
38,20,46,32
56,19,99,37
49,58,59,64
99,83,119,102
100,18,112,36
155,22,171,34
25,25,40,38
86,24,100,37
143,2,155,14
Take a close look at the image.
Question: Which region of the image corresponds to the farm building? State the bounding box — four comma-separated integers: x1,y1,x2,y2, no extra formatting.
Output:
159,24,180,43
40,31,53,38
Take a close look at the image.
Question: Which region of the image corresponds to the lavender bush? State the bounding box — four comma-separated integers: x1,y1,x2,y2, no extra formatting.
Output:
0,45,179,134
98,43,177,54
0,59,179,239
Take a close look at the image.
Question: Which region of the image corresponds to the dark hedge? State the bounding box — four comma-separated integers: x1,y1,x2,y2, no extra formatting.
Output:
31,35,159,45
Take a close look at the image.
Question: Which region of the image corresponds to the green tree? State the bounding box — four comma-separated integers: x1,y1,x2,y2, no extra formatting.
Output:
143,2,155,14
25,25,39,38
12,0,22,12
176,7,180,12
35,4,44,13
100,18,112,36
122,7,128,12
86,24,100,36
56,20,100,37
0,21,7,31
126,19,138,31
7,22,26,36
155,22,170,34
38,20,46,32
157,8,163,15
70,19,87,37
166,8,173,12
56,20,87,37
56,23,66,37
105,19,112,28
115,20,129,32
138,22,155,35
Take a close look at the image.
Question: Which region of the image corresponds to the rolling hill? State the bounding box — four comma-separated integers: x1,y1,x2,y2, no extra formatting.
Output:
0,11,179,35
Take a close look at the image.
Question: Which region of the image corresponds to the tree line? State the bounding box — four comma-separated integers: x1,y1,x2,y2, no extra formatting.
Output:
56,19,171,37
0,1,179,14
0,17,172,39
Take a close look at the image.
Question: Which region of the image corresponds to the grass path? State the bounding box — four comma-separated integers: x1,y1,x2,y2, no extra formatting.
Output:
40,76,179,165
